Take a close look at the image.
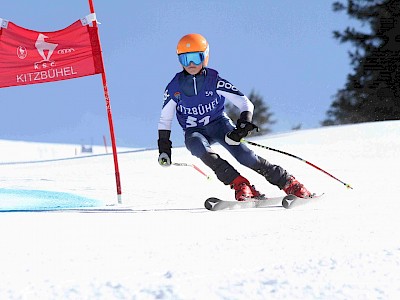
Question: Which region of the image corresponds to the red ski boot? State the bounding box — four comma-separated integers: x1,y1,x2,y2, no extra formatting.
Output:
283,176,312,198
230,175,264,201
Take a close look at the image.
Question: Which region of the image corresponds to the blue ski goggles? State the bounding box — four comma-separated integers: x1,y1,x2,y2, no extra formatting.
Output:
178,52,205,67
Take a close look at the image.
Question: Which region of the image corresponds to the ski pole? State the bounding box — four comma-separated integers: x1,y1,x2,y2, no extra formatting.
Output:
242,139,353,189
173,162,211,180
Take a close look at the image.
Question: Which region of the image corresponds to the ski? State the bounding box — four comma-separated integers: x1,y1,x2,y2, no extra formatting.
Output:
204,196,284,211
281,193,324,209
205,194,324,211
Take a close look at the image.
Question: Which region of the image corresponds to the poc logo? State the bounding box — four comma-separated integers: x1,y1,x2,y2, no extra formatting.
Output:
217,80,238,92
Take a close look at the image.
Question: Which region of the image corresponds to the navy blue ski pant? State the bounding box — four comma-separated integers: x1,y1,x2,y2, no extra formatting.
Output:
184,117,289,188
184,117,258,167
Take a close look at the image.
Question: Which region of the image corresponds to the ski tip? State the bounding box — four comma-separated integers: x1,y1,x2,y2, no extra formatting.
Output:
282,193,325,209
204,197,221,211
282,194,297,209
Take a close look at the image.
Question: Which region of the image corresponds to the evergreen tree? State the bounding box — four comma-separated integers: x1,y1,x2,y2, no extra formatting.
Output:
225,90,275,136
322,0,400,126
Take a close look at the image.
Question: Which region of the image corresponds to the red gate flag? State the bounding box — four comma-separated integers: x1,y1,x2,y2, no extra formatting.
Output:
0,15,103,88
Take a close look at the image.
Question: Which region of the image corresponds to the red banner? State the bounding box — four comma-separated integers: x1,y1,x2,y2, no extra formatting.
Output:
0,19,103,88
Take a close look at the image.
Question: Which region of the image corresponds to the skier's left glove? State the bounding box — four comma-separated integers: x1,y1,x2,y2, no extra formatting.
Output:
225,119,259,145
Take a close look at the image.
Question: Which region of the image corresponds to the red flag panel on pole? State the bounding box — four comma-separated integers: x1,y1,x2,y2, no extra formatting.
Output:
0,18,103,88
1,5,123,203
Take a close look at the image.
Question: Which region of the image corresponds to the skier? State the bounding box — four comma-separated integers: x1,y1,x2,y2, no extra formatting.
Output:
157,33,312,201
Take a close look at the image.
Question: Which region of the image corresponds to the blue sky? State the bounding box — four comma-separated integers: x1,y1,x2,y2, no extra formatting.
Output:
1,0,356,148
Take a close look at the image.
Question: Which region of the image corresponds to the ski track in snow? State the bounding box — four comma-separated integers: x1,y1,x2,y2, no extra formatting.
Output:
1,121,400,299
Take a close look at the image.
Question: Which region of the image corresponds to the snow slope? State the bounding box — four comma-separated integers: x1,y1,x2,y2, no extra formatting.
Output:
0,121,399,299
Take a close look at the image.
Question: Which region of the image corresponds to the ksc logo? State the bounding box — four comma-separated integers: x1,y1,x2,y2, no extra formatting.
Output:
35,34,58,62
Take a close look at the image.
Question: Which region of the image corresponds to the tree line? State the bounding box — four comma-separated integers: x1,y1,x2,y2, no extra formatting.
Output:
227,0,399,134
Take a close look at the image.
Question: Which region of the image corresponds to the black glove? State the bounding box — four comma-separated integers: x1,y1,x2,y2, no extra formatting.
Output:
158,138,172,167
158,152,171,166
225,119,259,145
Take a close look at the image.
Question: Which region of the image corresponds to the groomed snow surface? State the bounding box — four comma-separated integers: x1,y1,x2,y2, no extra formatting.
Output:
1,121,399,300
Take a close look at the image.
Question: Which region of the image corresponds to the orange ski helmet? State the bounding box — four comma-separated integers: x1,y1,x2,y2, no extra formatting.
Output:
176,33,209,67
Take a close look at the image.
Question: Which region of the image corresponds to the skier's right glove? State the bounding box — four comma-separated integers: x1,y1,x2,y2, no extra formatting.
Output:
158,152,171,167
158,133,172,167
